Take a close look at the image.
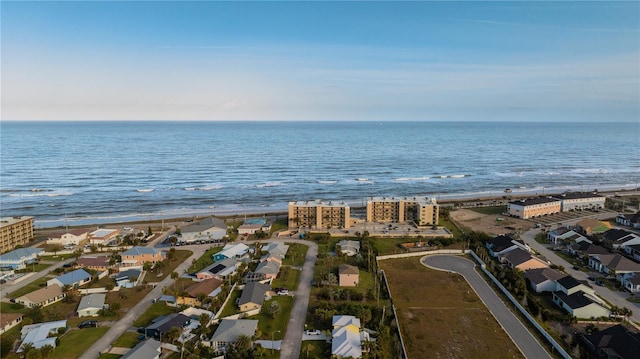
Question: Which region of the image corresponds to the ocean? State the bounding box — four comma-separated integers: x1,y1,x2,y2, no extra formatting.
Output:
1,121,638,228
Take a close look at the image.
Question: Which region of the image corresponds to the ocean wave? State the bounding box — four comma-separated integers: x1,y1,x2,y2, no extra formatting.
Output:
393,176,430,182
8,190,74,198
136,189,154,193
318,180,338,184
184,185,223,191
256,182,285,188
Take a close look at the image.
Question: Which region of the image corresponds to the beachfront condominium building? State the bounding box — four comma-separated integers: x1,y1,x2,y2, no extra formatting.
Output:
288,200,350,229
366,197,439,226
551,192,605,212
0,216,34,253
508,198,561,219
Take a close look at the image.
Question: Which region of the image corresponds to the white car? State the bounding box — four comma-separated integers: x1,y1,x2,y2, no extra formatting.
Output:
305,330,321,335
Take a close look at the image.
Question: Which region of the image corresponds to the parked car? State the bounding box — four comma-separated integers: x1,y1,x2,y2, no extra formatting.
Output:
78,320,97,329
305,330,321,335
276,289,289,295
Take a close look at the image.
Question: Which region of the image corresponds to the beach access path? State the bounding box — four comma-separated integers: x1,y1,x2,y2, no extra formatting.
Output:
422,255,552,359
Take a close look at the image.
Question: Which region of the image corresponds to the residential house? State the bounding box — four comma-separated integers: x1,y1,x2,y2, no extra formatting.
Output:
47,269,92,288
552,276,609,319
336,240,360,256
604,229,640,250
237,218,271,236
15,285,65,308
18,320,67,353
254,260,280,280
121,339,162,359
237,282,270,312
0,313,23,335
524,268,566,293
76,256,111,272
77,293,106,317
120,246,165,268
142,313,191,339
576,219,611,236
581,324,640,359
178,278,223,306
507,197,561,219
339,264,360,287
501,248,549,271
88,229,119,246
196,258,239,280
625,244,640,262
552,192,605,212
547,229,590,246
262,242,289,259
213,243,249,262
588,253,640,279
616,211,640,229
209,319,258,352
180,307,214,327
0,248,43,270
332,315,363,358
46,229,89,247
180,217,226,243
620,272,640,293
567,242,609,259
485,235,529,258
115,268,142,288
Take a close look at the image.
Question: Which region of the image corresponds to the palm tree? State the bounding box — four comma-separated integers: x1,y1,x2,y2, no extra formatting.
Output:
234,334,252,352
166,326,182,344
171,271,179,290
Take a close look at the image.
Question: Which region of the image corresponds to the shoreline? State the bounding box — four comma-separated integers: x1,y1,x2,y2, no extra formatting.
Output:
32,185,640,229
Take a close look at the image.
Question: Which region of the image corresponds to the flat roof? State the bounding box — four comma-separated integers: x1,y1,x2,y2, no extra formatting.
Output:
89,229,118,238
0,216,34,228
289,200,349,208
509,197,561,206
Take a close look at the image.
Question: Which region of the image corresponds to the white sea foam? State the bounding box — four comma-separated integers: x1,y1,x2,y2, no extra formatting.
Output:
9,190,74,197
256,182,284,188
318,180,338,184
393,176,430,182
136,189,154,193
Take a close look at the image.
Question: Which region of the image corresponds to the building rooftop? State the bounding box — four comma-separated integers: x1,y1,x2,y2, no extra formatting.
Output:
210,319,258,343
0,313,23,328
525,268,566,285
583,324,640,359
89,229,118,238
77,293,106,312
0,216,34,228
339,264,360,275
502,248,533,266
554,290,596,309
552,192,603,200
557,275,583,290
289,200,349,208
185,278,223,298
368,196,437,204
121,339,162,359
17,284,63,304
52,269,92,286
238,282,269,307
122,246,161,256
18,320,67,352
181,217,225,233
509,197,561,206
0,248,43,263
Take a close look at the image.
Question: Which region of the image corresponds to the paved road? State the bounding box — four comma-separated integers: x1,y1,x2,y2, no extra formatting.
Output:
0,258,73,301
422,255,552,359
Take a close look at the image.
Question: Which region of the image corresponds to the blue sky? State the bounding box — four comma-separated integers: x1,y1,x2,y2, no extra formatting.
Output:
2,1,638,122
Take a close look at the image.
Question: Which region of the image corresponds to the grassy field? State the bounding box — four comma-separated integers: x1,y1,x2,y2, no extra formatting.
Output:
372,238,408,255
54,327,110,358
271,266,301,291
112,332,141,348
299,340,331,359
282,243,308,267
469,206,508,216
7,276,51,299
98,354,122,359
40,253,77,261
132,302,174,327
254,295,294,340
219,290,242,318
17,263,52,273
380,257,525,359
0,302,26,313
106,286,154,313
148,250,192,282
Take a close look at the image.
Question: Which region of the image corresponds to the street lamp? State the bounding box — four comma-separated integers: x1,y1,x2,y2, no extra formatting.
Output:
272,330,281,354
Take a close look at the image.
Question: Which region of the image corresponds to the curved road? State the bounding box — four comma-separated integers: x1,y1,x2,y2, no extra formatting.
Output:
422,255,551,359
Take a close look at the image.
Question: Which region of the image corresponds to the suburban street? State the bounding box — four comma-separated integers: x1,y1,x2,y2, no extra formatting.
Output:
422,255,552,359
0,258,73,301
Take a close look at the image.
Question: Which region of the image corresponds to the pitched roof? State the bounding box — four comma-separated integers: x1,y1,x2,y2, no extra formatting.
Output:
592,254,640,272
117,269,142,281
238,282,269,307
583,324,640,359
18,320,67,352
339,264,360,275
0,313,23,328
181,217,225,233
486,235,519,253
525,268,565,285
200,257,237,275
52,269,92,286
77,256,110,267
605,229,635,242
255,261,280,276
502,248,532,266
185,278,223,298
0,248,43,262
122,246,160,256
210,319,258,343
332,315,362,358
146,313,190,333
218,243,249,259
554,290,597,309
556,275,583,290
121,339,162,359
17,284,63,304
77,293,106,312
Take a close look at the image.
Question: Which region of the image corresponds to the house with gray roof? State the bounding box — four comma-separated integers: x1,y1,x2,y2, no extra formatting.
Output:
552,275,609,319
238,282,270,312
121,338,162,359
263,242,289,259
581,324,640,359
15,285,65,308
142,313,191,339
0,248,43,270
210,319,258,352
196,257,239,280
77,293,106,317
116,268,142,288
47,269,92,288
181,217,226,243
336,240,360,256
254,260,280,280
524,268,566,293
18,320,67,353
616,211,640,229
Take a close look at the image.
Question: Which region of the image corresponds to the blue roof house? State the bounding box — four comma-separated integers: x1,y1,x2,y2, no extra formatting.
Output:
47,269,92,288
0,248,43,270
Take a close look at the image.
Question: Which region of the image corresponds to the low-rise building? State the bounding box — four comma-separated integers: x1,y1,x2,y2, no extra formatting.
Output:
178,278,223,306
0,248,43,270
339,264,360,287
332,315,363,358
120,246,166,268
196,258,239,280
115,268,142,288
552,276,609,319
576,219,611,236
18,320,67,353
620,272,640,293
507,197,561,219
336,240,360,256
180,217,226,243
46,229,89,247
0,216,34,253
625,244,640,262
213,243,249,262
76,256,111,272
605,229,640,250
142,313,191,339
501,248,549,271
547,228,590,246
262,242,289,259
209,319,258,352
254,260,280,280
237,282,269,312
485,235,529,258
581,324,640,359
88,229,119,246
237,218,271,236
588,253,640,278
47,269,92,288
121,339,162,359
0,313,23,335
77,293,106,317
552,192,605,212
616,211,640,229
524,268,566,293
15,285,65,308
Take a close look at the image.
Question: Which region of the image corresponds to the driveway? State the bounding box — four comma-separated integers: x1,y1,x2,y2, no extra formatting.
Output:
0,258,73,301
422,255,552,359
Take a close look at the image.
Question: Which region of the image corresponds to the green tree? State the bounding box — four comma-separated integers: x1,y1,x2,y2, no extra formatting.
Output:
166,326,182,344
266,300,281,319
